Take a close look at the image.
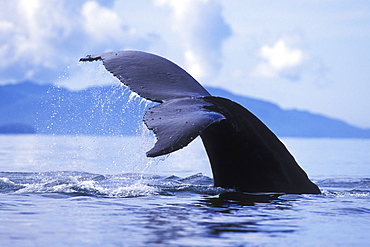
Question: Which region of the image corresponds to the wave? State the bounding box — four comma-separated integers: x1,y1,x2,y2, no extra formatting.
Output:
1,171,369,199
317,178,370,197
0,171,223,198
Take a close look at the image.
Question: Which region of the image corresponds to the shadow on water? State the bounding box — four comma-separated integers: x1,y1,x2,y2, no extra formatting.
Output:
201,191,286,208
136,192,300,246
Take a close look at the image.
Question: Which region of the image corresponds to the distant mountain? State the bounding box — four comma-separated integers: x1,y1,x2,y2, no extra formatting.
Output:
207,87,370,138
1,81,370,138
0,81,145,135
0,123,36,134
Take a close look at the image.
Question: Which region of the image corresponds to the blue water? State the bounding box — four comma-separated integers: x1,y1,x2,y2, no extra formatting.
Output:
1,135,370,246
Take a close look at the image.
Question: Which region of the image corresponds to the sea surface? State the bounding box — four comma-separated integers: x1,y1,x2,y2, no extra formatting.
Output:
1,134,370,246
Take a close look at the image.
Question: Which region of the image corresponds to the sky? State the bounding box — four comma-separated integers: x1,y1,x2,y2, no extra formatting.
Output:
0,0,369,128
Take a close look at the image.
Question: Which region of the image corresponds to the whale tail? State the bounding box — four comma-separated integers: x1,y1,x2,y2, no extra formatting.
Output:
80,50,321,194
80,51,222,157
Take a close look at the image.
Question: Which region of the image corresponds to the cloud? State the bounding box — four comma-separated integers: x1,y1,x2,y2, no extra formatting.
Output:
0,0,73,72
81,1,143,47
0,0,156,84
82,1,125,42
56,62,119,91
155,0,231,81
0,0,229,86
252,37,306,81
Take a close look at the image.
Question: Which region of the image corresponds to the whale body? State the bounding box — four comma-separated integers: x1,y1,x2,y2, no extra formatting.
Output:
80,50,321,194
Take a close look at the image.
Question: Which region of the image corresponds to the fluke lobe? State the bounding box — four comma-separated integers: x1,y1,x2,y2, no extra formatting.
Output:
80,50,321,194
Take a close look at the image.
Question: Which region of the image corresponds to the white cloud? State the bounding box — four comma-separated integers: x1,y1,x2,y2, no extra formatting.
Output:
56,62,118,91
0,0,80,82
252,38,306,80
155,0,231,81
0,0,229,86
81,1,136,44
82,1,122,38
0,0,71,69
0,0,156,84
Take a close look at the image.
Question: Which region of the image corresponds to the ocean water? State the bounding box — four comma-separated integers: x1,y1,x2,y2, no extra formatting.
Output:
1,134,370,246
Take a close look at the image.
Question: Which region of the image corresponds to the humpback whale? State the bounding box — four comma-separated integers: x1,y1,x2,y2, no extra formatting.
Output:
80,50,321,194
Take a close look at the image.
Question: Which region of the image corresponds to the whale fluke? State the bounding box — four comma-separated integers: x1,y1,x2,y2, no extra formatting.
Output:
80,51,210,102
80,50,321,194
144,97,225,157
